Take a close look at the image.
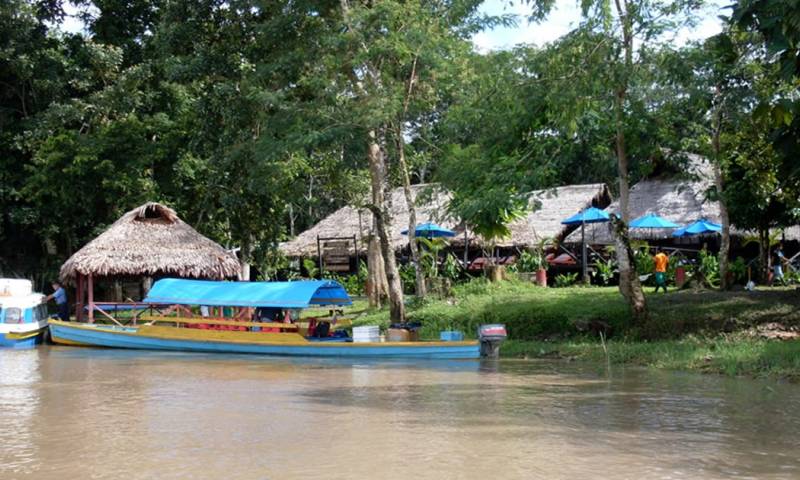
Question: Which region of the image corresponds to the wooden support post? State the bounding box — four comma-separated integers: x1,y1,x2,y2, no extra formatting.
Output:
76,273,84,322
87,273,94,324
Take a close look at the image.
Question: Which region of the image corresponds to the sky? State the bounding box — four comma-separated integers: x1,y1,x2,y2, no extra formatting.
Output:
61,1,728,51
472,0,729,52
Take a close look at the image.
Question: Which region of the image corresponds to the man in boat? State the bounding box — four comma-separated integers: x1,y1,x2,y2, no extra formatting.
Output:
45,281,69,321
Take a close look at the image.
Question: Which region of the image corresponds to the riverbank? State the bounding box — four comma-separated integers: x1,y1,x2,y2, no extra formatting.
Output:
341,280,800,379
503,337,800,380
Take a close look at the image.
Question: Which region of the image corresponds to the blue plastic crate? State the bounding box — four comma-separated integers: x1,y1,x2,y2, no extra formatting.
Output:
439,330,464,341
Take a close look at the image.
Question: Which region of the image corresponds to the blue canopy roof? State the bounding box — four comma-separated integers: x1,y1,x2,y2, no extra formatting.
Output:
401,222,455,238
561,207,611,225
629,213,680,229
143,278,352,308
672,219,722,237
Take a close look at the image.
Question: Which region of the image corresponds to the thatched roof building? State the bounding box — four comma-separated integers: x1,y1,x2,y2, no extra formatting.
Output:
563,155,800,245
280,183,611,257
60,202,241,282
563,155,720,245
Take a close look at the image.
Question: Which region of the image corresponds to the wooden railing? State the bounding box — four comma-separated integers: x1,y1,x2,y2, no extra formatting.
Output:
139,315,299,330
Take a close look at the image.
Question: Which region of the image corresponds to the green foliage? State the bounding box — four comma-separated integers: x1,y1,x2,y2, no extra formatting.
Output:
698,249,720,287
517,237,551,272
729,256,747,284
398,263,417,295
440,253,462,283
553,272,579,288
302,259,319,280
593,257,616,286
418,237,448,278
632,243,654,278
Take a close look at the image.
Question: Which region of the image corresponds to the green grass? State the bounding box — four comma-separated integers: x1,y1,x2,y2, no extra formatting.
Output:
340,279,800,379
345,279,800,340
502,337,800,380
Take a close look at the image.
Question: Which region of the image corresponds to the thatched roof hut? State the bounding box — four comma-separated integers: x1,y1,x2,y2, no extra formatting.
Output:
60,202,241,282
563,155,800,245
499,183,611,247
280,183,611,257
564,155,719,245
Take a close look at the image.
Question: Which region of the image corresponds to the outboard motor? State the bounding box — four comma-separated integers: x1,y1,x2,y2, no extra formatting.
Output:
478,324,507,358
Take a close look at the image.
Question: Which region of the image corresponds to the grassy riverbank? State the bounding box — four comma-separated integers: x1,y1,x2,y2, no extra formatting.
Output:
503,337,800,380
337,279,800,379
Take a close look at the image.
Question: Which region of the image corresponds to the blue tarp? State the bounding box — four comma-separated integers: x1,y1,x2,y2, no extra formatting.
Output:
143,278,352,308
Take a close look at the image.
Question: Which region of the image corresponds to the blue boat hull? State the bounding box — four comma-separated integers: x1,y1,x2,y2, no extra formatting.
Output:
0,330,45,349
49,322,480,359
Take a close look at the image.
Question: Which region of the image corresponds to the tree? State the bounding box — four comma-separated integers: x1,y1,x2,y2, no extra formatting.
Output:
732,0,800,227
521,0,706,323
659,31,762,289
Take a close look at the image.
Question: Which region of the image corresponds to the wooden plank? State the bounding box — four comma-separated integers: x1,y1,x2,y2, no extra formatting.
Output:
325,255,350,265
323,264,351,272
322,240,351,249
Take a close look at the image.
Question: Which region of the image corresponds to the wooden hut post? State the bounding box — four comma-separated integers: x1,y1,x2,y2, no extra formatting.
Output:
463,228,469,266
581,222,589,284
87,273,94,323
76,273,84,322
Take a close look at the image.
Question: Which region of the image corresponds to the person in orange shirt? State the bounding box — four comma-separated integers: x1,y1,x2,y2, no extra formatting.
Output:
653,247,669,293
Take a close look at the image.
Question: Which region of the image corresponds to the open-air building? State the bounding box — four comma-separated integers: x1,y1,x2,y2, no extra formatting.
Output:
279,183,612,272
60,202,240,322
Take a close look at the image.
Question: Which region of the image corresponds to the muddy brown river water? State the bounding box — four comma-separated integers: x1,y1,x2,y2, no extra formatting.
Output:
1,346,799,479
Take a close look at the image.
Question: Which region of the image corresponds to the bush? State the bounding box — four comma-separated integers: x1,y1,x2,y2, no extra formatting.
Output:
553,272,578,287
593,258,615,286
399,263,416,294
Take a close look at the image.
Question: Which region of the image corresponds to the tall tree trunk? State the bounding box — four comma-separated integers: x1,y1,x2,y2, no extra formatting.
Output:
395,124,426,299
611,216,648,324
367,132,405,323
759,227,770,282
712,121,731,290
367,234,388,308
612,0,647,323
238,235,253,281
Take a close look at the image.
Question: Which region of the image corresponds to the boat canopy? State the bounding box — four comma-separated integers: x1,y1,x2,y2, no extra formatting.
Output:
143,279,352,308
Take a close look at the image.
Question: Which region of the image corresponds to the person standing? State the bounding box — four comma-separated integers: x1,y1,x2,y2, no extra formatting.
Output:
45,281,69,321
653,247,669,293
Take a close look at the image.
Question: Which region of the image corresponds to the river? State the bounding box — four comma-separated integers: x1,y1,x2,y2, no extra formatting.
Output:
1,346,798,479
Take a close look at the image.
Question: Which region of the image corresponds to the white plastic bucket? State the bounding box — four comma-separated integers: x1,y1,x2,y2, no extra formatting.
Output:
352,326,380,343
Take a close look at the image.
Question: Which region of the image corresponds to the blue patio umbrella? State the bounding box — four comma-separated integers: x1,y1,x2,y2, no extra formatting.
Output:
561,207,611,225
672,219,722,237
561,207,611,283
401,222,456,238
629,213,680,229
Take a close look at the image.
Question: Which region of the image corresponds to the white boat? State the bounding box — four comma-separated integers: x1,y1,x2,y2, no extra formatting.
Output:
0,279,49,348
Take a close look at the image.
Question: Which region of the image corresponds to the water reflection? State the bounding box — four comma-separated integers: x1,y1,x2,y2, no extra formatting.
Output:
0,349,41,476
0,347,798,479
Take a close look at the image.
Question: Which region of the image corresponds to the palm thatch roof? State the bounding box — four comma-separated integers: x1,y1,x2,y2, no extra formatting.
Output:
60,203,241,282
564,155,719,245
564,154,800,244
280,183,610,257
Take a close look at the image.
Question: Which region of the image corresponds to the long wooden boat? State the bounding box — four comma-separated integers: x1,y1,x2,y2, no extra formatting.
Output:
47,320,480,358
48,279,497,359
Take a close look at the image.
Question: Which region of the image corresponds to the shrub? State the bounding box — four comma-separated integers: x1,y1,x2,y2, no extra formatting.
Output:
553,272,578,287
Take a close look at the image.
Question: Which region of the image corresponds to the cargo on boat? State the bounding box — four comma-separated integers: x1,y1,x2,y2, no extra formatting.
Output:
48,278,502,359
0,279,49,348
